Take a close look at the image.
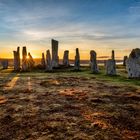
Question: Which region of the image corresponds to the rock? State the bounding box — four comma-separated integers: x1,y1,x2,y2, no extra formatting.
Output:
74,48,80,70
41,53,46,69
63,50,69,67
111,50,115,60
105,59,116,75
22,46,28,71
28,52,35,70
46,50,52,71
13,47,20,71
126,48,140,78
90,50,99,73
123,56,128,66
52,39,59,68
1,60,8,69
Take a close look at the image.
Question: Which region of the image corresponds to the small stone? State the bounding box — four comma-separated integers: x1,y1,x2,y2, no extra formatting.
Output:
1,60,8,69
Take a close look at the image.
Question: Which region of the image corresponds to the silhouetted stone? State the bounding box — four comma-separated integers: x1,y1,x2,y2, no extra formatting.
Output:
22,46,28,71
105,59,116,75
28,52,35,70
46,50,52,71
90,50,99,73
41,53,46,69
74,48,80,70
13,47,20,71
52,39,59,68
63,50,69,67
17,47,20,69
1,60,8,69
126,48,140,78
111,50,115,60
123,56,128,66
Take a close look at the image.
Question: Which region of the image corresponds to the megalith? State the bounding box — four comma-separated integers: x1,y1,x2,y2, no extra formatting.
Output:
74,48,80,70
22,46,28,71
90,50,99,73
41,53,46,69
123,56,128,66
105,59,116,75
126,48,140,78
63,50,69,67
28,52,35,70
46,50,52,71
13,47,20,71
111,50,115,60
52,39,59,68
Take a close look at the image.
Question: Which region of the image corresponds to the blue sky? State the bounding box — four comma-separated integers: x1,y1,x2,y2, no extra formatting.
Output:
0,0,140,59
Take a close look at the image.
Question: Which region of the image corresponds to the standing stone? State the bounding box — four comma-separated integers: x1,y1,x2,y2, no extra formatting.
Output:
17,47,20,69
63,50,69,67
74,48,80,70
105,59,116,75
28,52,35,70
41,53,46,68
13,47,20,71
111,50,115,60
123,56,128,66
22,46,28,71
90,50,99,73
46,50,52,71
1,60,8,69
126,48,140,78
52,39,59,68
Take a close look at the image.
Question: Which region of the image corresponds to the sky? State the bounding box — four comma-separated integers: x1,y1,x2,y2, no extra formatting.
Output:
0,0,140,60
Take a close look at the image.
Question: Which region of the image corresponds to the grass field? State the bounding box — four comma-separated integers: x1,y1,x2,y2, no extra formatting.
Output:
0,66,140,140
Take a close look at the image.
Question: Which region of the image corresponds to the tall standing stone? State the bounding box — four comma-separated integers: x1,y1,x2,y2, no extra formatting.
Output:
13,47,20,71
90,50,99,73
28,52,35,70
22,46,28,71
74,48,80,70
111,50,115,60
41,53,46,68
105,59,116,75
17,47,20,69
52,39,59,68
126,48,140,78
1,60,8,69
46,50,52,71
63,50,69,67
123,56,128,66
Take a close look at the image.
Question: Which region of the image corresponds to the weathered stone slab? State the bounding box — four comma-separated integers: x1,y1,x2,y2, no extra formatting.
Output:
105,59,116,75
22,46,28,71
28,52,35,70
126,48,140,78
46,50,52,71
90,50,99,73
123,56,128,66
63,50,69,67
41,53,46,69
52,39,59,68
13,47,20,71
1,60,8,69
74,48,80,70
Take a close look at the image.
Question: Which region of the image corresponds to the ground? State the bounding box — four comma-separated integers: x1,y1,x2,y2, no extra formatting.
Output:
0,66,140,140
